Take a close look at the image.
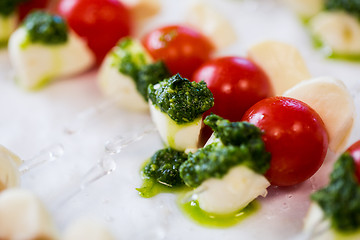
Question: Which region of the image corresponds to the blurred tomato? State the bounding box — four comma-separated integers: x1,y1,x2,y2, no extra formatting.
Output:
142,25,214,79
57,0,131,64
18,0,49,21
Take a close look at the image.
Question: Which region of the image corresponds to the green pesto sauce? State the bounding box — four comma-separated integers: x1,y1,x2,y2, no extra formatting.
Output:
180,115,270,188
23,11,68,46
324,0,360,20
311,153,360,233
178,199,259,228
142,148,188,187
312,35,360,62
136,178,189,198
333,228,360,240
148,74,214,124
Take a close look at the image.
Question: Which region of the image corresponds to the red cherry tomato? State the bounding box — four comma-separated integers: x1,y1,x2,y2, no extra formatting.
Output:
242,96,329,186
18,0,49,21
56,0,131,64
193,56,274,122
142,25,214,79
346,140,360,182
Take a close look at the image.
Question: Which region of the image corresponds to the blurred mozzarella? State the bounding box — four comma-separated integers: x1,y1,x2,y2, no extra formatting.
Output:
0,145,21,191
149,101,202,151
8,27,95,90
121,0,161,20
310,11,360,56
97,39,153,112
185,0,237,50
284,76,355,153
282,0,323,19
0,189,58,240
303,203,360,240
248,41,311,95
196,165,270,215
63,217,115,240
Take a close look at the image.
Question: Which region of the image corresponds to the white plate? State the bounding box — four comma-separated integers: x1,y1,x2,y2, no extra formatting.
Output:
1,0,360,239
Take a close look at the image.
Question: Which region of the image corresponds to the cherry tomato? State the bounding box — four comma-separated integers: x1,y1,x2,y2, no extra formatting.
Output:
242,96,329,186
142,25,214,79
346,140,360,182
193,56,273,122
18,0,49,21
56,0,131,64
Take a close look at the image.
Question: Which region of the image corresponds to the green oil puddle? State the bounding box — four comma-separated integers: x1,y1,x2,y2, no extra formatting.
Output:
178,199,259,228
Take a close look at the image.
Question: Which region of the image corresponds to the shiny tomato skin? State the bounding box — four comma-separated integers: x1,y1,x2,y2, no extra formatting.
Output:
193,56,274,122
56,0,131,64
18,0,49,21
242,96,329,186
346,140,360,182
142,25,214,79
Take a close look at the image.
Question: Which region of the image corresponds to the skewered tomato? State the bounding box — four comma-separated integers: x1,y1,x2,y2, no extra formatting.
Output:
193,56,273,122
242,96,329,186
142,25,214,79
56,0,131,64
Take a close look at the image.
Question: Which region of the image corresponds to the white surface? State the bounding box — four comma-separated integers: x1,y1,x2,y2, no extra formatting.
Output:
0,0,360,239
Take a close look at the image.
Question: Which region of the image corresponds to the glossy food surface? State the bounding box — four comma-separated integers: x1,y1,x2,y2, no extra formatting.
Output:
142,25,214,79
242,96,329,186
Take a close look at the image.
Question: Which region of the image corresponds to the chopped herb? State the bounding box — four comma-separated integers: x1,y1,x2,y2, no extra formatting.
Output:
143,147,188,187
311,153,360,232
325,0,360,19
148,74,214,124
180,114,270,188
112,38,170,100
24,11,68,45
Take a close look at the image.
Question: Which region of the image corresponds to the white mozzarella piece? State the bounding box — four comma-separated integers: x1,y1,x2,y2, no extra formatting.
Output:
196,165,270,215
120,0,161,20
185,0,237,50
0,14,17,45
310,11,360,56
8,27,95,90
284,76,355,153
303,203,360,240
149,101,202,151
63,217,115,240
281,0,323,19
98,55,149,111
248,41,311,95
0,189,58,240
0,145,21,191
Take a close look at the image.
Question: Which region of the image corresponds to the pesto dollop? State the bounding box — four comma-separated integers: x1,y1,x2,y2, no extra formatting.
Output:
325,0,360,19
311,153,360,233
24,11,68,45
179,114,270,188
0,0,25,17
148,74,214,124
143,147,188,187
112,38,170,100
204,114,264,146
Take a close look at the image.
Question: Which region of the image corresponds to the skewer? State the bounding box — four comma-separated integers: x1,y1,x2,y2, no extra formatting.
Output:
50,124,157,208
